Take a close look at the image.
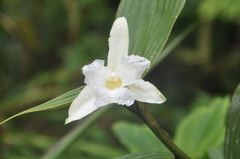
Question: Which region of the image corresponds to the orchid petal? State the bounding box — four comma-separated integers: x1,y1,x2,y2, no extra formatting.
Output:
127,79,166,104
95,88,136,107
107,17,129,71
83,60,111,91
117,55,150,86
65,86,98,124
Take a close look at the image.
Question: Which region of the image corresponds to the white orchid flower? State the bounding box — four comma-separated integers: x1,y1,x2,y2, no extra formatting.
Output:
65,17,166,124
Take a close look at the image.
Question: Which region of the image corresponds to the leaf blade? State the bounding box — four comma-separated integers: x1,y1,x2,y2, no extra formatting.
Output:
0,86,84,125
224,84,240,159
113,121,169,153
174,96,230,158
116,0,186,66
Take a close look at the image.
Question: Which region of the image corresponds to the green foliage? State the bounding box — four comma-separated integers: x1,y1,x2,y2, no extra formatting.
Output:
174,96,230,158
42,106,112,159
154,23,197,67
2,130,125,159
1,132,55,159
112,95,229,159
207,145,224,159
225,84,240,159
0,86,84,124
113,121,169,153
115,151,174,159
116,0,186,67
198,0,240,22
69,139,125,159
0,0,115,104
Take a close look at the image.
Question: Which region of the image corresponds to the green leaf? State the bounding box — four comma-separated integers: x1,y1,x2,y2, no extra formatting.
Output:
42,105,112,159
174,96,230,158
116,0,186,66
0,86,84,125
224,84,240,159
112,121,169,153
208,145,224,159
115,151,174,159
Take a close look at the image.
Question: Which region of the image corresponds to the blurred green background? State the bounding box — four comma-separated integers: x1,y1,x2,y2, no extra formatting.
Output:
0,0,240,158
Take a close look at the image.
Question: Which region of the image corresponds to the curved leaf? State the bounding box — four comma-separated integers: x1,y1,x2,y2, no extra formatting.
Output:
224,84,240,159
174,96,230,158
116,0,186,66
0,86,84,125
113,121,169,153
115,151,174,159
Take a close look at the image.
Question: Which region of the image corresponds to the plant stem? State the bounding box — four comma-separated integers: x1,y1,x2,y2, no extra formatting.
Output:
126,102,191,159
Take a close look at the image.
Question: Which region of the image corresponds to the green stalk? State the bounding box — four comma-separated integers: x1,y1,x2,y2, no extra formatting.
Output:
126,102,191,159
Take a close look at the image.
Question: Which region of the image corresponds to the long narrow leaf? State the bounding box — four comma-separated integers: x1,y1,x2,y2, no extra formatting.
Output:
0,86,84,125
224,83,240,159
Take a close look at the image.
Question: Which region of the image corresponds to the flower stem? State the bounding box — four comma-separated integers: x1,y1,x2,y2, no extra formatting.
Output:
126,102,191,159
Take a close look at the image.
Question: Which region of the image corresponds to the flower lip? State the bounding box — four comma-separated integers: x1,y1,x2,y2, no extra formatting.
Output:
105,72,122,90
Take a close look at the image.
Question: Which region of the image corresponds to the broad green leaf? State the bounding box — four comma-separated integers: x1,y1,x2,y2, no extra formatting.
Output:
0,86,84,125
224,84,240,159
116,0,186,66
113,121,169,153
115,151,174,159
174,96,230,158
208,145,224,159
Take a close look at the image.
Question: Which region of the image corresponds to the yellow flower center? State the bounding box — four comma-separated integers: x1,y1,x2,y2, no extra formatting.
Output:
105,73,122,90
